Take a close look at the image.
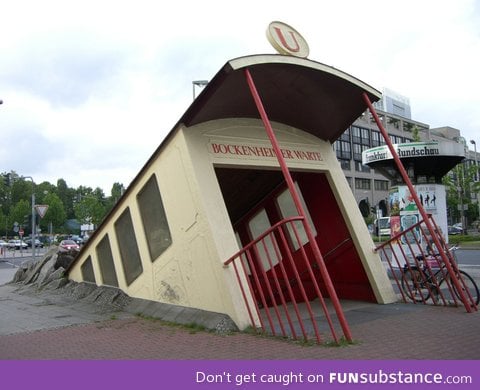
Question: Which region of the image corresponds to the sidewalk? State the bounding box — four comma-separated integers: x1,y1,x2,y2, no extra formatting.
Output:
1,267,479,360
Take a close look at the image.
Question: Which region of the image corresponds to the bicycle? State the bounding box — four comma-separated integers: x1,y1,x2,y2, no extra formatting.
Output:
401,245,479,306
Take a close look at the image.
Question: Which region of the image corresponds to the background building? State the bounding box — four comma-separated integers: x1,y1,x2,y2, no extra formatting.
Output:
335,89,480,226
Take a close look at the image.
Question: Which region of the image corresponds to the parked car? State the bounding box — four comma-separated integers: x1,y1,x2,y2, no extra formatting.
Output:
8,239,28,250
59,239,80,251
0,239,8,248
25,238,44,248
448,225,463,235
68,235,84,245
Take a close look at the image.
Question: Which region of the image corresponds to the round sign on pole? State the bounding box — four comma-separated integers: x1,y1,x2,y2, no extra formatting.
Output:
266,21,310,58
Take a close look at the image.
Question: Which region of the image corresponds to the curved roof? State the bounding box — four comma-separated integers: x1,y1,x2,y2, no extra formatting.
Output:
180,54,381,143
66,54,382,272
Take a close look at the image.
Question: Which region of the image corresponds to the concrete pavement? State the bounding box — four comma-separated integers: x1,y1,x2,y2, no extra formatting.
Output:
1,261,479,359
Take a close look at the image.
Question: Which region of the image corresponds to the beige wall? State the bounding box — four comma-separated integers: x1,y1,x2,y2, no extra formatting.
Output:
69,118,396,330
186,118,396,305
69,128,254,327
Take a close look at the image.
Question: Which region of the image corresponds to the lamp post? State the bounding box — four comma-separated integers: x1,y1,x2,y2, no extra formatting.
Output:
192,80,208,100
470,139,479,223
23,176,36,260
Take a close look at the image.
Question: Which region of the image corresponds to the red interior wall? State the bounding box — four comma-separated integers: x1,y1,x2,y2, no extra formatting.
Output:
296,172,376,302
234,171,376,304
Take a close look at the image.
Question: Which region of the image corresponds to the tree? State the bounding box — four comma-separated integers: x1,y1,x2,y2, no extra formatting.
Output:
105,182,125,214
443,162,478,226
10,199,31,234
111,182,125,201
1,171,124,238
0,210,9,238
74,193,106,227
10,175,32,205
57,178,75,219
411,126,421,142
40,193,67,233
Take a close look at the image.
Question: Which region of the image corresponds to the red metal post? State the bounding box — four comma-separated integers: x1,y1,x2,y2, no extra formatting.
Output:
244,68,353,341
363,92,475,312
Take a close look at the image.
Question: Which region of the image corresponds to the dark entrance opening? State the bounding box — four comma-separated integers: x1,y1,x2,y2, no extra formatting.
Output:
215,167,376,305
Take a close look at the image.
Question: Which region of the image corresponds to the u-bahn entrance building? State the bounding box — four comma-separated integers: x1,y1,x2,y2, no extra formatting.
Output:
67,26,398,342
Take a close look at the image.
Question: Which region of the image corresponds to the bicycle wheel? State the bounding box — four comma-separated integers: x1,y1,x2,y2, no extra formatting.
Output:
440,270,480,306
401,268,430,302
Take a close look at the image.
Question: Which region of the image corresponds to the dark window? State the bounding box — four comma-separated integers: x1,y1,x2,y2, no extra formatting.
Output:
339,159,351,170
351,126,361,143
339,128,351,141
360,128,370,145
353,143,371,162
137,175,172,261
114,208,143,285
355,178,371,190
345,176,353,189
95,234,118,287
374,180,389,191
81,256,96,283
334,140,351,160
355,161,371,173
371,131,382,147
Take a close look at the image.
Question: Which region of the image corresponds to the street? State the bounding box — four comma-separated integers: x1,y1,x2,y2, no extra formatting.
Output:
0,247,50,267
2,247,479,280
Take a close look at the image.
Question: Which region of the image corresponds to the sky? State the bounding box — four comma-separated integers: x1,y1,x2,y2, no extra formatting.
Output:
1,0,479,194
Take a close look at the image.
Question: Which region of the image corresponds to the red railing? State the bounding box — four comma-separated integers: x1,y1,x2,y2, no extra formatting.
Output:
224,216,345,344
375,215,478,311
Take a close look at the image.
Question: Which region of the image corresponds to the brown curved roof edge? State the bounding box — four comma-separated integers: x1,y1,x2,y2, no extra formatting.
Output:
67,54,381,271
182,54,381,143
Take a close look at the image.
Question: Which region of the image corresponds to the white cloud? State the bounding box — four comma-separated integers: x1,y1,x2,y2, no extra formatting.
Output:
1,0,479,193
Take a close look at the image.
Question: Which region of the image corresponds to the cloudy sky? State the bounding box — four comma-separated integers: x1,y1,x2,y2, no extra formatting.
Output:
1,0,479,194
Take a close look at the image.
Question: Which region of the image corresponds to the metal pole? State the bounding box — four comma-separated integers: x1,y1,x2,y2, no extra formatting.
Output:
244,68,353,341
23,176,36,260
471,140,479,222
32,192,36,260
363,92,475,312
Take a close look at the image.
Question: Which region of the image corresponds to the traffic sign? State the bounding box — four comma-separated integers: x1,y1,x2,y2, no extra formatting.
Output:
35,204,49,219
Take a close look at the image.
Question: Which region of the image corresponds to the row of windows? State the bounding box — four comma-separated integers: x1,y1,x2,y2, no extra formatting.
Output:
352,178,389,191
335,126,412,162
81,174,172,287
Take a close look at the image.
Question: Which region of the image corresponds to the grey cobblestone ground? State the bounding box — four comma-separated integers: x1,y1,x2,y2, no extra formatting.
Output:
1,280,479,360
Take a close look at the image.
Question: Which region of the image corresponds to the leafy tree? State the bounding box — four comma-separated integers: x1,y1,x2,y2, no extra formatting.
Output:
411,126,421,142
10,199,31,234
0,210,10,237
10,175,32,205
1,172,124,238
443,162,478,226
74,193,106,227
57,178,75,219
40,193,67,233
105,182,125,214
111,182,125,201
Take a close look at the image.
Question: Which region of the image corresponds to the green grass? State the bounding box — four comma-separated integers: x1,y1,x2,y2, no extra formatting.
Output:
372,234,480,248
448,235,480,246
134,313,208,334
